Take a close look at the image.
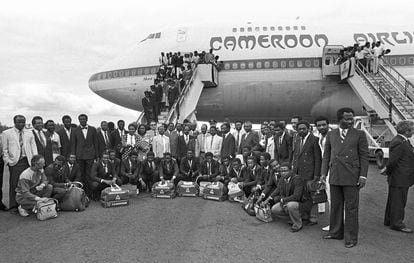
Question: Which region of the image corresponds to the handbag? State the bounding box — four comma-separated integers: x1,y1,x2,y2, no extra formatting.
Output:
60,181,88,211
34,198,58,221
307,180,328,204
255,204,273,223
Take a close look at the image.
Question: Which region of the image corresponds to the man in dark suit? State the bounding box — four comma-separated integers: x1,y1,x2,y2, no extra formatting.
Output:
178,150,200,182
140,152,159,191
119,150,145,189
239,121,261,154
292,120,322,225
142,91,154,124
89,151,122,200
63,154,82,183
262,162,306,232
177,125,196,162
220,123,236,159
58,115,73,159
97,121,111,158
240,156,264,197
109,149,121,179
274,122,293,164
166,123,180,161
196,152,220,185
383,120,414,233
71,114,99,193
158,152,179,184
109,120,126,159
32,116,53,167
321,108,369,248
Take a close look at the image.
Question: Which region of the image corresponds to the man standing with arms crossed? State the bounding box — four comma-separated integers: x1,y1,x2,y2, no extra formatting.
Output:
321,108,369,248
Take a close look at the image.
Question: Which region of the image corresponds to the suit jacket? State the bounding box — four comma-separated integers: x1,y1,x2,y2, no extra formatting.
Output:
57,127,72,159
196,132,211,155
142,97,153,112
385,135,414,187
179,157,200,177
33,129,53,166
221,133,236,159
228,167,247,183
262,171,280,197
233,129,245,153
109,158,121,178
177,135,196,161
140,159,159,180
167,131,180,157
120,158,141,179
159,159,179,180
243,165,264,188
63,162,82,182
200,160,220,179
90,161,118,182
109,129,127,152
96,129,111,158
45,164,67,188
205,134,223,157
274,132,293,164
321,128,369,186
152,135,171,158
71,126,99,160
270,173,304,204
2,128,37,166
239,131,261,153
292,134,322,181
264,136,275,159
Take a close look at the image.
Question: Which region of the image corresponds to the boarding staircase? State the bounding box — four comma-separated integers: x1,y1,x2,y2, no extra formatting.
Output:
137,63,219,125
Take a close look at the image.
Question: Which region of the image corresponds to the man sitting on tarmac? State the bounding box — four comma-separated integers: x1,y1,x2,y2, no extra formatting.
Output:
158,152,179,185
178,150,200,182
196,152,220,185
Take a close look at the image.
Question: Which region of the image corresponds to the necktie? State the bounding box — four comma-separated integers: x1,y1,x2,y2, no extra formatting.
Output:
152,161,155,171
104,131,109,146
319,136,325,152
340,129,347,143
279,136,282,147
185,135,189,144
38,130,45,148
189,160,192,169
104,164,108,174
69,164,72,174
300,137,304,152
236,132,240,146
208,162,211,175
19,131,23,159
211,135,214,148
202,134,205,151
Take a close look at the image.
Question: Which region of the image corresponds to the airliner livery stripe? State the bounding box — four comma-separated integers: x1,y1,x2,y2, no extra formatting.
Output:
88,54,414,82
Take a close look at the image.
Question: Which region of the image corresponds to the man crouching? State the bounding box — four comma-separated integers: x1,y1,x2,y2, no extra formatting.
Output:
261,162,305,232
15,154,53,217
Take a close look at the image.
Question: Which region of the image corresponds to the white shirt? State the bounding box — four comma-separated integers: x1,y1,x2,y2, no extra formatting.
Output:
127,134,136,145
373,45,384,57
101,130,109,145
80,126,88,138
15,127,27,157
65,127,71,139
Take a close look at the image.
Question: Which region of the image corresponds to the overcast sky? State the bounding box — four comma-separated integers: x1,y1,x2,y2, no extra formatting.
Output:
0,0,412,126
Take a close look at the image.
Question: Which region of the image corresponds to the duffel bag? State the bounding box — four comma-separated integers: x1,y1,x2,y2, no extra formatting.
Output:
198,181,211,197
101,184,130,202
60,182,89,211
34,198,58,221
152,180,176,198
255,204,273,223
177,181,199,197
203,181,227,201
227,182,245,202
242,193,259,216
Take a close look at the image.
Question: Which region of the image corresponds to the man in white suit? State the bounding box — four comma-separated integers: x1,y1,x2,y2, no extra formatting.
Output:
152,125,170,159
2,115,37,209
205,126,222,160
196,124,211,160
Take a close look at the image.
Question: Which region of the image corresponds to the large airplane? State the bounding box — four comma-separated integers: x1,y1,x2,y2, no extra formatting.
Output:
88,21,414,122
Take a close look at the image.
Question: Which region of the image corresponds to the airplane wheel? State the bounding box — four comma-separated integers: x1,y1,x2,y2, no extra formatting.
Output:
375,151,387,169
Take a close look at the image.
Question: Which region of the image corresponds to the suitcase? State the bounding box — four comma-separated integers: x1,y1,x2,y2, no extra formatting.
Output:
203,182,227,201
198,181,211,197
227,182,245,202
177,181,199,197
60,182,88,211
151,181,176,199
101,184,129,208
101,199,130,208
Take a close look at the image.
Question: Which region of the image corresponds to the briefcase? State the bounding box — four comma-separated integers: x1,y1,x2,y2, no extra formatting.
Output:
255,204,273,223
177,181,199,197
227,182,245,202
311,189,328,204
151,181,176,199
203,182,227,201
35,198,58,221
101,184,130,208
198,181,211,197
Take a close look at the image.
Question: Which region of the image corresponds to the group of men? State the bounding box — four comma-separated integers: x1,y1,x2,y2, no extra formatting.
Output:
1,107,413,249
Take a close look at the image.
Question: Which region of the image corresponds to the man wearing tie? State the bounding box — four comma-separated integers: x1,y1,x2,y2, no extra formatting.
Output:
32,116,53,167
57,115,73,159
179,150,200,182
205,126,223,160
274,122,293,164
71,114,99,193
140,152,159,192
110,120,126,159
196,124,211,161
89,151,121,200
233,120,245,155
220,123,236,160
383,120,414,233
321,108,369,248
196,152,220,185
152,125,171,159
97,121,111,158
177,125,196,162
239,121,261,155
2,115,37,210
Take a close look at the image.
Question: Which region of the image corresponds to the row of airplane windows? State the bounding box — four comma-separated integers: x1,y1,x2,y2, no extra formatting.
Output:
233,25,307,33
93,56,414,81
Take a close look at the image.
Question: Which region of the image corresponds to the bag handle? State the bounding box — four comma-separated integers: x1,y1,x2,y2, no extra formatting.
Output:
110,183,122,191
70,181,83,189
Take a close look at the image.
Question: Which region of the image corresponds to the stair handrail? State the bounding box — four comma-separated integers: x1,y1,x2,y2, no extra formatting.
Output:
165,66,199,124
136,111,145,125
380,57,414,99
354,60,408,121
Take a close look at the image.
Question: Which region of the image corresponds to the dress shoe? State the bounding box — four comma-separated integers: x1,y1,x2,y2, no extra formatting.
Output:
290,226,303,232
345,243,357,248
323,234,343,240
391,227,413,233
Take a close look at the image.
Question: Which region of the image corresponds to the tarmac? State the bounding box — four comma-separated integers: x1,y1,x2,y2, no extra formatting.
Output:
0,163,413,263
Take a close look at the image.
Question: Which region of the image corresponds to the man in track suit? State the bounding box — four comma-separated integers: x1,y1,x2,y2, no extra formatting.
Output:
383,120,414,233
321,108,369,248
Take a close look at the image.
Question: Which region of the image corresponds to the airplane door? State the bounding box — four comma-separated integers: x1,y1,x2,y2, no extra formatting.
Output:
322,45,344,77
